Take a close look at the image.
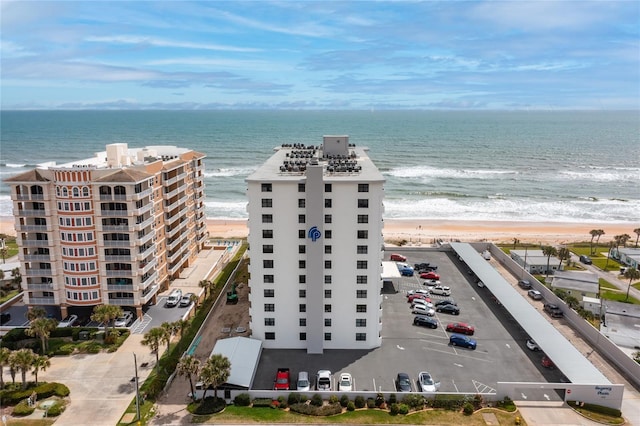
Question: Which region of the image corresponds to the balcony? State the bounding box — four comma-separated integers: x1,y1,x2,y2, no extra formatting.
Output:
15,224,52,232
15,209,49,217
131,203,153,216
107,298,135,306
164,171,187,186
130,187,153,201
27,296,56,305
132,216,154,231
168,259,184,275
100,209,129,217
103,255,133,262
166,221,187,239
137,245,154,259
102,240,133,247
16,194,45,201
101,225,131,232
105,269,134,277
166,236,186,251
20,239,54,247
23,269,54,276
139,259,156,274
163,186,183,200
137,231,154,246
141,285,159,304
22,254,53,262
141,271,158,285
107,284,135,292
24,283,55,291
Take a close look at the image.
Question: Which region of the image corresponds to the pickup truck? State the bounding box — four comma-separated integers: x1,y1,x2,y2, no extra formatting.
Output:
274,368,290,390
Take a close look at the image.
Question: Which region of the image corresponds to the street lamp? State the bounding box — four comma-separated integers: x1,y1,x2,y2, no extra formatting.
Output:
134,353,141,422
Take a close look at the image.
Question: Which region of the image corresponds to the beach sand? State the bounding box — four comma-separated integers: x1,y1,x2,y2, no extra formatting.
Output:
1,216,634,246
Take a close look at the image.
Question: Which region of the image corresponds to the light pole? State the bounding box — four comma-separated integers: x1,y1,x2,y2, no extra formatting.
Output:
134,353,141,422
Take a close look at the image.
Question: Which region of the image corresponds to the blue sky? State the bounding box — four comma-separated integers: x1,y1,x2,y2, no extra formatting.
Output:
1,1,639,110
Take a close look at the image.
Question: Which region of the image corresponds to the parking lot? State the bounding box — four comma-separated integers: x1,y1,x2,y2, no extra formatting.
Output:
253,248,567,399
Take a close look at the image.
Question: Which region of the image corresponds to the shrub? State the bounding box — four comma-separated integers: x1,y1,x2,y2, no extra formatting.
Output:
277,395,288,409
375,393,384,407
289,402,342,416
354,395,366,408
310,393,323,407
431,394,466,411
329,394,339,405
367,398,375,408
388,393,397,404
193,397,225,414
287,393,301,405
473,394,483,410
52,344,74,356
298,394,308,403
389,403,400,415
12,399,35,416
398,403,409,415
463,402,474,415
402,393,425,410
339,394,349,407
347,401,355,411
44,401,64,416
234,393,251,406
251,398,273,408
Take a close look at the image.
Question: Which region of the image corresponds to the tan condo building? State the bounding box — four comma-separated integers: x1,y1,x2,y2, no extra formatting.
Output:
4,143,207,320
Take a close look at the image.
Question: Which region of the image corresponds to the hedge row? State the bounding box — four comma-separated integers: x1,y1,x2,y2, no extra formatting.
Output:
289,402,342,416
0,382,70,406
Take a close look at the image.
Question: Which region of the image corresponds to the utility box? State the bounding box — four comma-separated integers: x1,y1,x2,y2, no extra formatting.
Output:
78,331,90,341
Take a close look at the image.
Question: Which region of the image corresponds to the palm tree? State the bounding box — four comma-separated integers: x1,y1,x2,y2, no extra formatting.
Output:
10,267,21,287
172,319,191,349
589,229,599,255
198,279,213,299
624,267,640,302
31,355,51,385
594,230,605,254
557,247,571,271
25,317,58,353
160,322,174,353
199,354,231,400
10,348,36,389
91,304,123,341
141,327,165,366
26,307,47,322
0,347,11,388
604,241,616,270
542,245,558,280
513,238,519,250
634,228,640,248
176,355,201,402
190,293,199,313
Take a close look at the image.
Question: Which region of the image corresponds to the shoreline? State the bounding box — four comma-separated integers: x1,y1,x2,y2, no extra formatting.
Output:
1,216,636,246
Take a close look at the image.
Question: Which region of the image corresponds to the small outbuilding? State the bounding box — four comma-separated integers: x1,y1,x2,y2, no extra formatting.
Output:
551,270,599,299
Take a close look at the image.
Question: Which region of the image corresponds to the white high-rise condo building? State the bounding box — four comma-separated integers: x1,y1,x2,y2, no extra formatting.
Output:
246,136,385,353
4,143,207,319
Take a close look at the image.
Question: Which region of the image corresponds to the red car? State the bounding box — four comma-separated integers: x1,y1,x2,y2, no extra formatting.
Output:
445,322,475,335
408,294,432,303
420,271,440,280
390,253,407,262
541,355,554,369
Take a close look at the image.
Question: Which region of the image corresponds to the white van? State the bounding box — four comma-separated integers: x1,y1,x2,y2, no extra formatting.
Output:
165,289,183,307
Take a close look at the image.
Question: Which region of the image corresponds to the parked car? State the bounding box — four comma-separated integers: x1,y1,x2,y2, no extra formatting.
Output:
434,299,457,307
430,285,451,296
0,312,11,325
579,255,593,265
446,322,475,335
408,294,431,303
114,311,134,327
411,299,434,309
414,263,437,272
541,355,555,368
338,373,353,391
296,371,310,391
179,292,195,307
436,304,460,315
165,289,183,307
274,368,291,390
57,314,78,328
526,338,540,351
412,304,435,316
518,280,532,289
413,315,438,329
390,253,407,262
407,289,430,297
423,279,441,286
396,373,412,392
449,334,477,350
317,370,332,391
420,271,440,280
397,263,414,276
543,303,563,318
418,371,440,392
527,289,543,300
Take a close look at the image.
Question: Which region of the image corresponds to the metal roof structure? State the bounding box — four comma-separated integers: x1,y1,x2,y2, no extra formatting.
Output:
381,261,402,279
211,337,263,389
450,242,610,385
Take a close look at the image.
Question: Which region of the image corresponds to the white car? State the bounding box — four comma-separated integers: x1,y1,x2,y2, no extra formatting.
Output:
412,305,435,316
526,339,540,351
407,289,430,297
57,314,78,328
296,371,311,392
114,311,134,327
410,299,434,309
338,373,353,391
317,370,332,391
430,285,451,296
423,279,441,287
418,371,440,392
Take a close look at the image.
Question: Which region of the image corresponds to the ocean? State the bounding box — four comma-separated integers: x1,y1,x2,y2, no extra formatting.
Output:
1,110,639,224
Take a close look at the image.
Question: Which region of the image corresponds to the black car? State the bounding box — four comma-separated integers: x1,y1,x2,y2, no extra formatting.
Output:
579,255,593,265
434,299,456,308
543,303,563,318
415,263,437,272
517,280,532,289
436,304,460,315
413,315,438,329
396,373,412,392
0,312,10,325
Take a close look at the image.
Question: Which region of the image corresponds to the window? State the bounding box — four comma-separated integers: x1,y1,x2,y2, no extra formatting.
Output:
298,183,305,192
261,183,272,192
325,199,332,208
262,214,273,223
263,260,274,268
325,183,332,192
264,289,275,298
324,275,332,284
299,245,306,254
299,275,306,284
299,304,306,313
299,260,306,268
261,198,272,207
357,245,368,254
324,245,331,254
299,318,306,326
357,290,367,298
356,319,366,327
299,333,306,340
262,229,273,238
324,214,332,224
264,303,275,312
265,318,275,326
357,230,368,239
325,318,332,327
324,304,332,313
264,275,274,283
356,275,367,284
325,230,332,239
298,199,305,208
298,230,305,239
356,305,367,313
299,289,306,298
357,215,368,224
298,214,305,224
262,245,273,254
324,333,331,341
358,199,369,208
358,183,369,192
357,260,368,269
324,260,332,269
324,289,331,298
265,332,275,340
356,333,367,341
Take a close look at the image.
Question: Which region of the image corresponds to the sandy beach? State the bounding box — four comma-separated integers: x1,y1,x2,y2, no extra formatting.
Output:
1,216,634,246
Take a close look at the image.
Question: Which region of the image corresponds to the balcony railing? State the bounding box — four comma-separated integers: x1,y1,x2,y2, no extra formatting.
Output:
139,259,156,274
102,240,133,247
22,254,53,262
107,298,135,306
99,209,129,217
16,194,45,200
23,269,54,276
101,225,130,232
130,187,153,201
164,171,187,186
24,283,55,291
105,269,134,277
27,296,56,305
131,203,153,216
15,209,49,217
107,284,135,292
140,285,159,304
15,224,52,232
132,216,154,231
140,271,158,284
136,231,154,246
103,255,133,262
137,245,154,259
20,240,53,247
166,221,187,238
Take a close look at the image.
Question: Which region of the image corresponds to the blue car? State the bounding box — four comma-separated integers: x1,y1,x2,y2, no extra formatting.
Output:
449,334,477,350
397,263,414,276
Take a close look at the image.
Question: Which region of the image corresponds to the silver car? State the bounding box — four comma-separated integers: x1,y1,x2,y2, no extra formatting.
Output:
296,371,310,391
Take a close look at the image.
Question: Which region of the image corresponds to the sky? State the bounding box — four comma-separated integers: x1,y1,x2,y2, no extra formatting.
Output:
1,1,639,110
